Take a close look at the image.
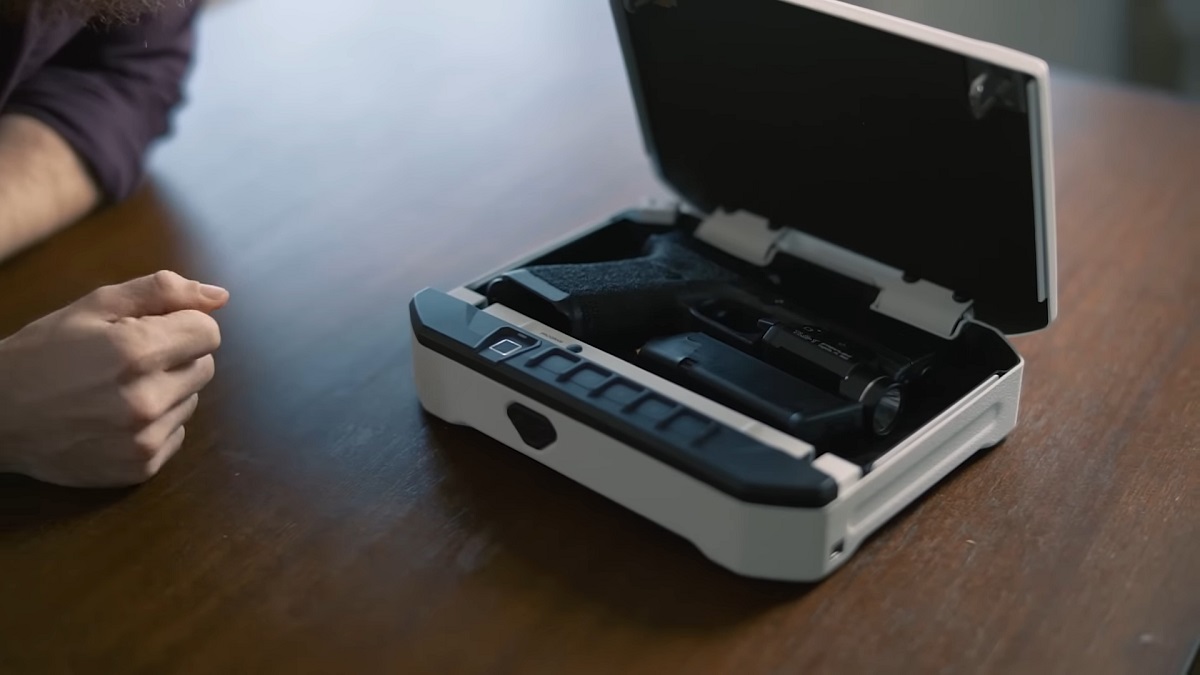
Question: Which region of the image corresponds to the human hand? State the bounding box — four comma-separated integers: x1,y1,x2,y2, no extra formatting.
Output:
0,271,229,488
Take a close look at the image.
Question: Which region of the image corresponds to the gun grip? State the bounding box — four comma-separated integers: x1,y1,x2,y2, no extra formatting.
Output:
485,270,579,336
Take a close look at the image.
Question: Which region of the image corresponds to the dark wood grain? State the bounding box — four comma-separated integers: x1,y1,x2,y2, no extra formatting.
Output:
1,1,1198,673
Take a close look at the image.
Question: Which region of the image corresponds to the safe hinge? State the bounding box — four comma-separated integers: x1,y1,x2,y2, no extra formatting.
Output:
692,209,973,339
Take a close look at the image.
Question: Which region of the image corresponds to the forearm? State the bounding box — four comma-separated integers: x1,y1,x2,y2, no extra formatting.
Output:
0,114,100,262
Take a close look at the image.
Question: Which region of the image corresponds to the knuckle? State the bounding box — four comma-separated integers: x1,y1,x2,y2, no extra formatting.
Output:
108,326,153,372
88,284,118,306
185,310,222,349
130,433,162,463
83,285,124,318
151,270,200,304
120,385,163,425
151,269,185,294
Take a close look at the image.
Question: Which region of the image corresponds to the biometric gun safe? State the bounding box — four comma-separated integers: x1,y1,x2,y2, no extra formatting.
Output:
409,0,1058,582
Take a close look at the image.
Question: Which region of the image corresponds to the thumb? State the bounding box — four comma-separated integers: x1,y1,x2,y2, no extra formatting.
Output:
86,270,230,319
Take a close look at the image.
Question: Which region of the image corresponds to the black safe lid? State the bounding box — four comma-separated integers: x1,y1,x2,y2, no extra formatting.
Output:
610,0,1057,334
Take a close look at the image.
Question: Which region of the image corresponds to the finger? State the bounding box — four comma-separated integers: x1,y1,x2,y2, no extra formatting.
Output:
85,270,229,320
23,417,189,488
157,357,216,413
150,425,188,476
127,425,188,484
117,310,222,372
132,394,200,463
117,357,215,427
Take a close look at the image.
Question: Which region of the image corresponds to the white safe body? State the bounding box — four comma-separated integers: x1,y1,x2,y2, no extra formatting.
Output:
409,0,1057,582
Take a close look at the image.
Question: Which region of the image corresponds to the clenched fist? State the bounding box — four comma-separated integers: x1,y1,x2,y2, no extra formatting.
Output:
0,271,229,488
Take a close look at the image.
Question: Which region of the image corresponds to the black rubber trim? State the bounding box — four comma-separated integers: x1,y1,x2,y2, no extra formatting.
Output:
410,288,837,508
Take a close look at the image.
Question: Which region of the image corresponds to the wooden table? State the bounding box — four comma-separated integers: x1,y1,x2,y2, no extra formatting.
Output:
2,1,1198,673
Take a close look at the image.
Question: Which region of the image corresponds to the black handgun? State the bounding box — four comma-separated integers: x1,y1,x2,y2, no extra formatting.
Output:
484,232,741,348
688,297,936,436
485,232,936,439
637,331,865,444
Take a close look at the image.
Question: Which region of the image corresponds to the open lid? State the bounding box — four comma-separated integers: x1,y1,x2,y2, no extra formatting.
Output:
610,0,1058,335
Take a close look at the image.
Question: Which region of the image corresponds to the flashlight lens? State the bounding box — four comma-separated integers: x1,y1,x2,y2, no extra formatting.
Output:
871,385,903,436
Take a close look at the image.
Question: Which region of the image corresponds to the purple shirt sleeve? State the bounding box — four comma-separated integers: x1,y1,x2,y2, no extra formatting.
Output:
5,5,202,202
